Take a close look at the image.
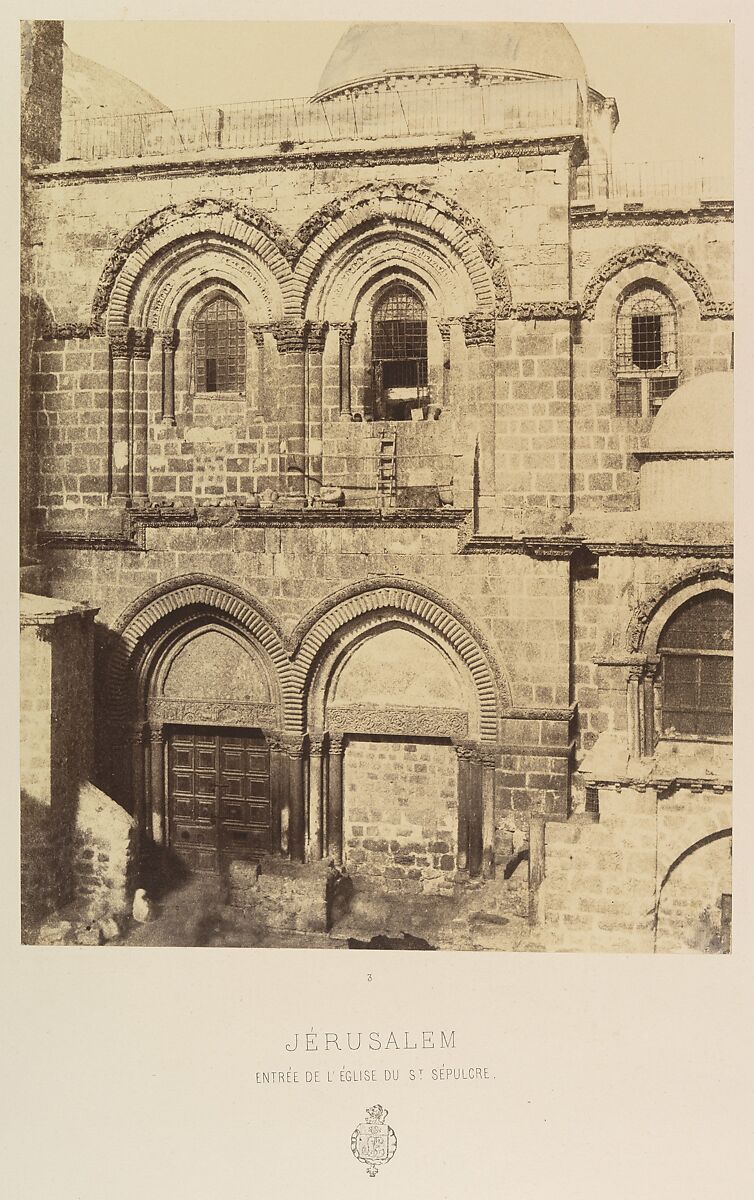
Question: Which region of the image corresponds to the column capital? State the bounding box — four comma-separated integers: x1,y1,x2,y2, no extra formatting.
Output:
308,735,325,756
158,328,179,352
109,325,133,357
328,733,345,755
282,735,305,758
332,321,356,348
307,321,329,353
148,724,165,744
249,322,267,348
461,315,496,347
437,319,453,344
455,742,480,763
131,328,153,359
480,747,498,768
628,666,644,683
271,320,309,354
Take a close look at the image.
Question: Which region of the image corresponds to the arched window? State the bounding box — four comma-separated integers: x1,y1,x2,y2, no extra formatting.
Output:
615,285,678,417
193,297,246,394
658,590,733,738
372,286,428,418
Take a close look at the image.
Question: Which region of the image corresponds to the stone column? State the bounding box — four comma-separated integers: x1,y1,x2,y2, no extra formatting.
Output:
109,325,132,501
643,663,658,758
306,322,328,499
130,724,147,836
250,324,266,413
272,322,307,495
333,322,355,418
462,316,496,514
148,724,166,845
286,737,306,863
131,328,152,501
528,813,546,924
307,736,324,862
481,747,497,879
326,734,344,864
455,744,474,873
468,746,484,879
268,736,286,855
159,329,178,424
438,320,452,411
627,668,642,760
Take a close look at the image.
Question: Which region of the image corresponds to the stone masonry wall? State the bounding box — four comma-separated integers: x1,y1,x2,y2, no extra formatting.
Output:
343,738,458,895
538,785,732,953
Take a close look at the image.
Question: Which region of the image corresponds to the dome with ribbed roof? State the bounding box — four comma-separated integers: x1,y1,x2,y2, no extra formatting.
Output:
648,373,733,454
315,21,586,98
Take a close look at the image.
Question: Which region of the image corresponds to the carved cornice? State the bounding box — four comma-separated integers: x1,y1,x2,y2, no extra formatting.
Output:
33,134,585,190
461,315,496,346
149,699,277,727
571,202,733,228
39,320,95,341
270,321,308,353
581,243,731,321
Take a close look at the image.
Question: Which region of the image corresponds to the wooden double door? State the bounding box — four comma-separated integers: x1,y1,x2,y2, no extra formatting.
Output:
167,728,272,873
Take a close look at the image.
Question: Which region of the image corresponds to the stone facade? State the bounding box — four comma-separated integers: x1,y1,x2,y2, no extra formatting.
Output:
20,22,733,950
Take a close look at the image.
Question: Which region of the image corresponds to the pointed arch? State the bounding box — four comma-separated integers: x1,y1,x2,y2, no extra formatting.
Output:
581,243,731,321
291,181,511,318
90,198,297,329
289,577,509,741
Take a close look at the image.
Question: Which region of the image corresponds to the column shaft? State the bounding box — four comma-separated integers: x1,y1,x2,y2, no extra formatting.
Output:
131,330,152,499
307,741,324,862
481,752,497,879
109,327,132,500
288,742,305,863
149,726,166,845
269,739,285,855
327,736,344,864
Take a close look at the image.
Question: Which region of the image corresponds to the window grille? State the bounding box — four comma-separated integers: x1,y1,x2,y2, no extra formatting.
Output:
658,591,733,738
193,297,246,393
615,286,678,416
372,287,428,394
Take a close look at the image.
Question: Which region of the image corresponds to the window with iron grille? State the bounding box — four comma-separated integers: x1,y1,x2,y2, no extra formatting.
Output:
193,297,246,394
372,286,428,396
659,590,733,739
616,286,678,416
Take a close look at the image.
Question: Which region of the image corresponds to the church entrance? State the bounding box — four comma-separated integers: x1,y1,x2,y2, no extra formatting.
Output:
167,728,271,873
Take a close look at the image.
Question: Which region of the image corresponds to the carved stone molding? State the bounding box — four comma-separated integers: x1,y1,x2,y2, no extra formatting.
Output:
328,734,345,755
270,321,308,353
513,301,580,321
581,243,729,321
436,320,452,344
326,703,468,739
571,203,733,229
292,180,511,317
625,562,733,652
461,315,496,346
92,197,296,326
131,328,153,359
308,736,325,756
149,698,277,727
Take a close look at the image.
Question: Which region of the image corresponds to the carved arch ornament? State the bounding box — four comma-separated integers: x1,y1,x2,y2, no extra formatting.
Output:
105,574,509,743
90,184,512,330
625,562,733,653
581,243,732,321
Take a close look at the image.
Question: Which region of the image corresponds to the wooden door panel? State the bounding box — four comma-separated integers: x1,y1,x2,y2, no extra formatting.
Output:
168,729,271,873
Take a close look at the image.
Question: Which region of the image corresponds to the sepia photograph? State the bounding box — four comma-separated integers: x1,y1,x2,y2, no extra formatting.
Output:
19,17,734,954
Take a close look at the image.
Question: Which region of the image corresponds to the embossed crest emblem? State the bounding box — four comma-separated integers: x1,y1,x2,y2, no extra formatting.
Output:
350,1104,397,1177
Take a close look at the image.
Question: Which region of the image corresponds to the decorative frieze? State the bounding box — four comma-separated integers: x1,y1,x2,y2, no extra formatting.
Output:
326,703,468,739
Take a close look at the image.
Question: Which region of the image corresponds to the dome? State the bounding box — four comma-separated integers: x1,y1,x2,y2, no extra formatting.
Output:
648,372,733,455
316,22,586,98
62,42,168,120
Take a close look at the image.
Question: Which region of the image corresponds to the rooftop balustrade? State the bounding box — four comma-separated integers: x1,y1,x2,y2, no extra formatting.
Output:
574,158,732,207
60,77,585,163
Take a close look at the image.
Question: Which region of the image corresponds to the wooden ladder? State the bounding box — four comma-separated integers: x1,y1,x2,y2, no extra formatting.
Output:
375,426,397,507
